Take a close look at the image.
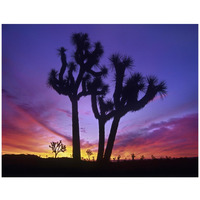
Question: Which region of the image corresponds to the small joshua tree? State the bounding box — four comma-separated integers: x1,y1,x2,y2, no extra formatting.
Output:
131,153,136,160
140,155,145,160
49,140,66,158
117,155,121,162
86,149,93,160
165,156,171,160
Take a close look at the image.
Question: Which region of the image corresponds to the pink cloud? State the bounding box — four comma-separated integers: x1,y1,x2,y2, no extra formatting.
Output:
112,113,198,158
57,108,72,118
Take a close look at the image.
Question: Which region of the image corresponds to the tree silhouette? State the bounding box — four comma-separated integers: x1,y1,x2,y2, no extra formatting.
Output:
86,149,93,160
151,155,156,160
140,155,145,160
103,54,167,162
117,155,121,162
165,156,171,160
131,153,136,160
48,33,107,161
49,140,66,158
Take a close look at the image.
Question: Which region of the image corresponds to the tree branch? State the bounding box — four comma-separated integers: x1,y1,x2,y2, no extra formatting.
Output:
91,94,100,119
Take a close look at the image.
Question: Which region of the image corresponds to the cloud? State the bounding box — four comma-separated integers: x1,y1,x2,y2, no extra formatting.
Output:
3,88,198,159
2,90,73,155
2,89,96,156
57,108,72,118
2,89,17,100
3,89,72,140
112,113,198,158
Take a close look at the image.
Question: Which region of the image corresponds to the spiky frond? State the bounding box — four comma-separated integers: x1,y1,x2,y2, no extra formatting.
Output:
146,76,167,98
147,76,158,86
110,54,133,70
85,42,104,67
92,77,104,89
121,73,145,105
110,54,121,67
93,42,104,57
156,81,167,98
47,69,58,87
69,62,77,72
104,99,114,112
57,47,67,55
100,65,108,77
128,73,145,91
71,33,90,50
126,73,144,85
87,77,103,92
122,56,134,69
98,96,113,115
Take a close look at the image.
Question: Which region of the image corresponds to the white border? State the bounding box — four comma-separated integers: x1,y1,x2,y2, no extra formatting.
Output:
1,1,199,200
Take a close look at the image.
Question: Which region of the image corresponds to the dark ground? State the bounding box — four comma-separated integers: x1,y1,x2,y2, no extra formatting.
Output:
2,154,198,177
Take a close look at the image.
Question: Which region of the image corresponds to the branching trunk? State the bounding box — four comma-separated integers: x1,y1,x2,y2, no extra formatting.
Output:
104,116,121,162
97,119,105,162
71,98,81,161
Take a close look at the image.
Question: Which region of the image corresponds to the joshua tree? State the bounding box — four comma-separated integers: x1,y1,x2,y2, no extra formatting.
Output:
86,149,93,160
151,155,156,160
48,33,107,161
103,54,167,162
165,156,171,160
140,155,145,160
49,140,66,158
131,153,136,160
117,155,121,162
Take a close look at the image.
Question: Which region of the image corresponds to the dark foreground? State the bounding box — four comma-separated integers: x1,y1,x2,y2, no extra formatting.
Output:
2,155,198,177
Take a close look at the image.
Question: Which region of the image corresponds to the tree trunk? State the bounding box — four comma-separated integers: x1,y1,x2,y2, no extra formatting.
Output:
104,116,121,162
97,120,105,162
71,98,81,161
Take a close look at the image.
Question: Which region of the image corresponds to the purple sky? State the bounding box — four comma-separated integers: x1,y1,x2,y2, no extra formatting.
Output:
2,24,198,158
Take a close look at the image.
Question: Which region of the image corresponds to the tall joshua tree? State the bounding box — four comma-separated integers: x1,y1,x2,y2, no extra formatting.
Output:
103,54,167,162
48,33,107,161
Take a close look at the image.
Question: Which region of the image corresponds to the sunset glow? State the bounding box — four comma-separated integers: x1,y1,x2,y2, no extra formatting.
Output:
2,24,198,160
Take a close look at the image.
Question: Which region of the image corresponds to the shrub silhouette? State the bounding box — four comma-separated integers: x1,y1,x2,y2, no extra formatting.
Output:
117,155,121,162
49,140,66,158
86,149,93,161
166,156,171,160
140,155,145,160
48,33,107,161
131,153,136,160
103,54,167,162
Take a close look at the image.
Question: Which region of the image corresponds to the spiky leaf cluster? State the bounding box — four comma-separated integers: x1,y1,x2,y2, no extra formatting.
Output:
109,54,167,117
98,97,114,116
